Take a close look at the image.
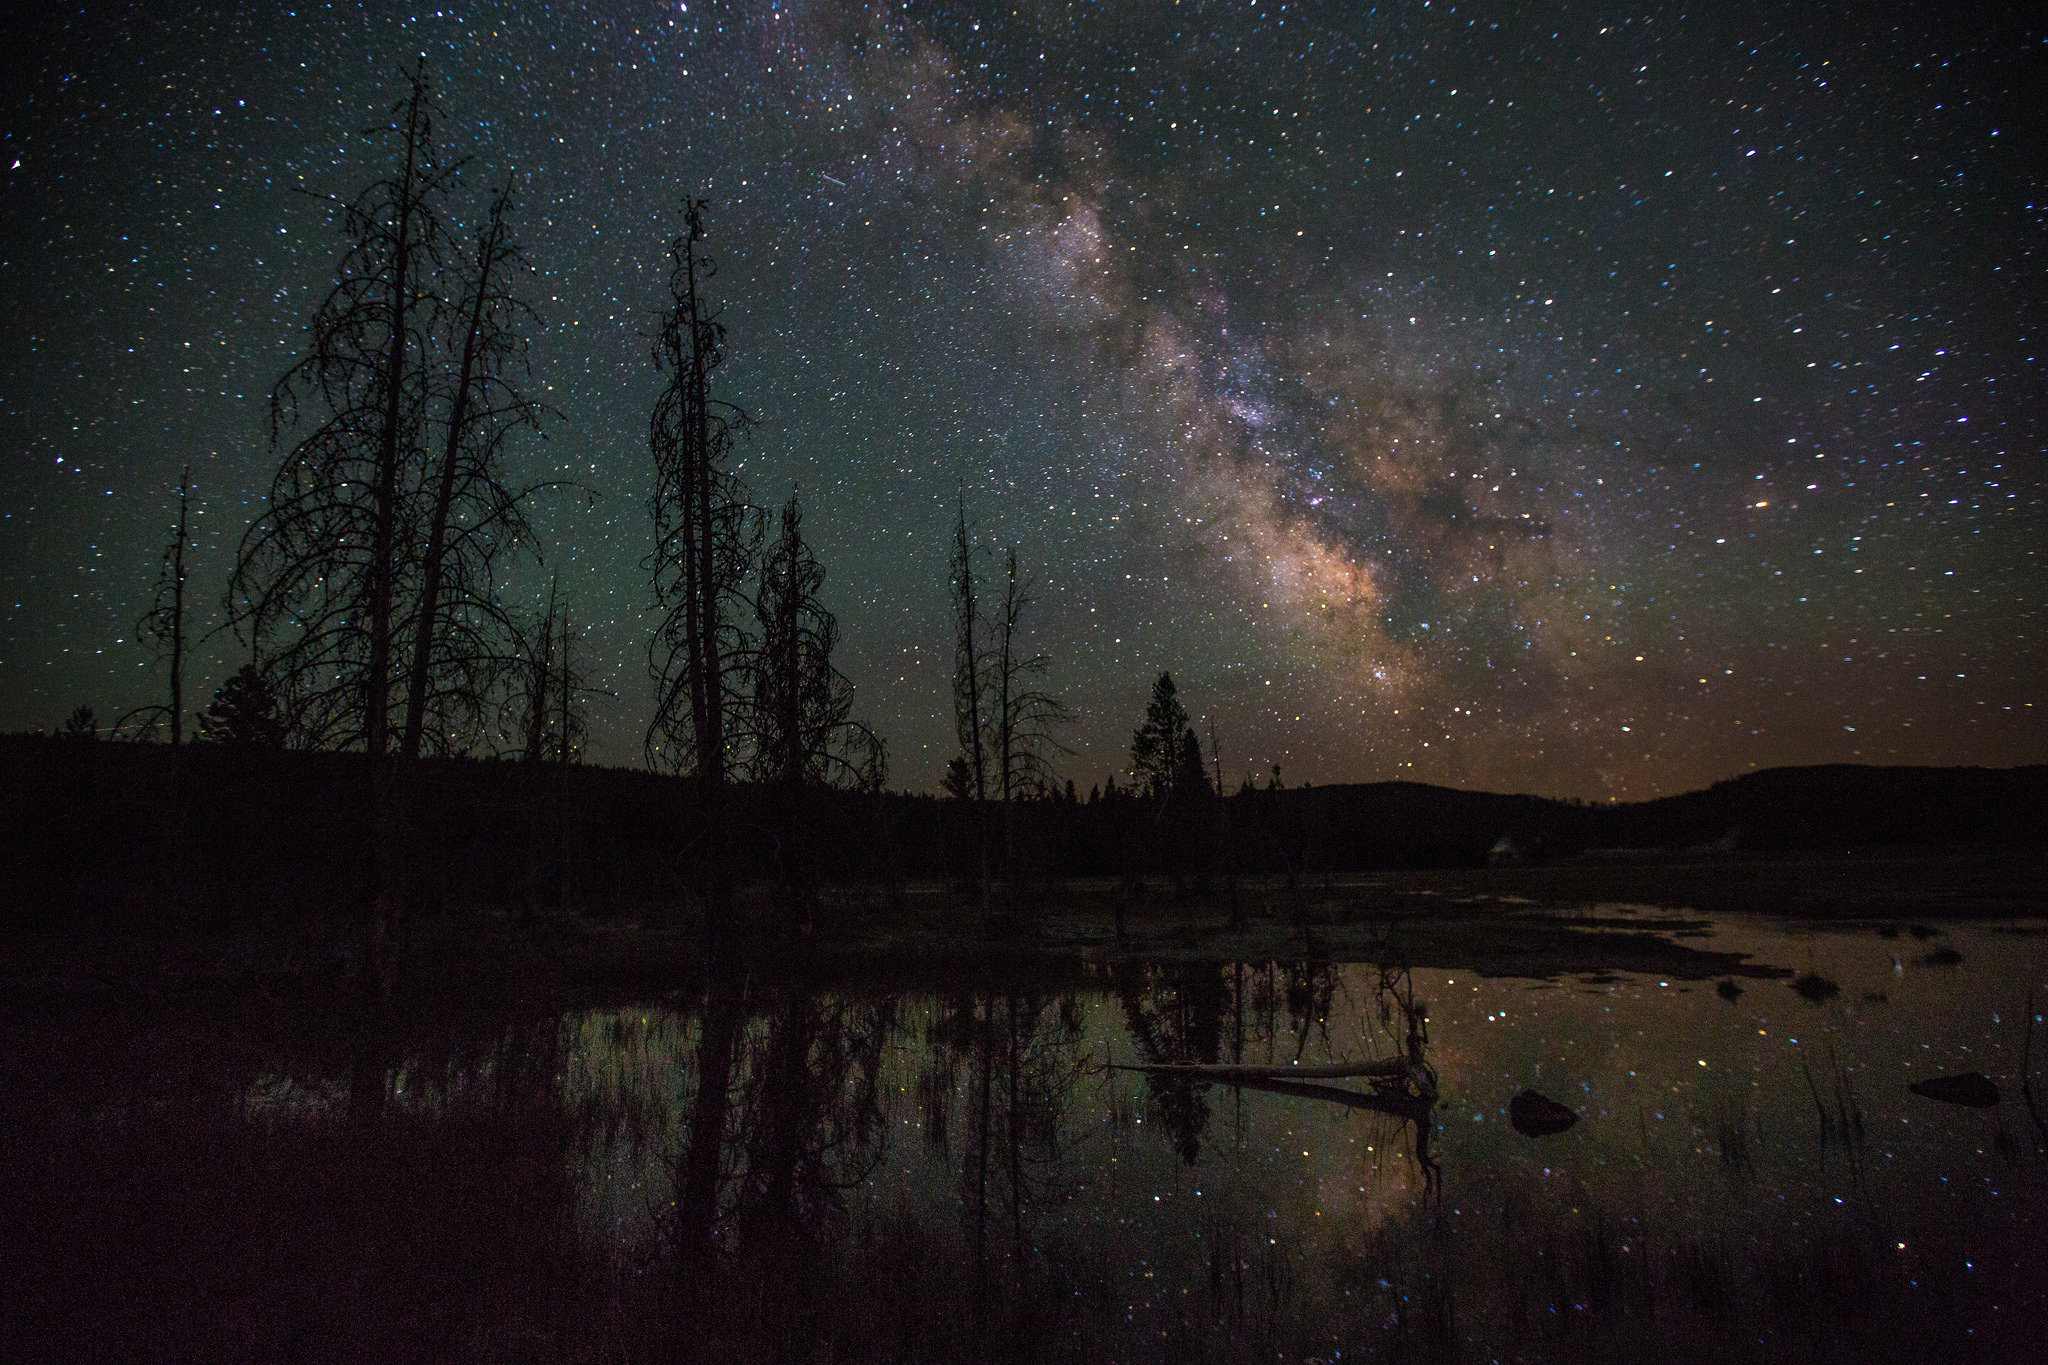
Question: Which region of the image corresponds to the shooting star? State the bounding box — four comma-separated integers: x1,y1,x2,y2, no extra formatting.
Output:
820,172,846,187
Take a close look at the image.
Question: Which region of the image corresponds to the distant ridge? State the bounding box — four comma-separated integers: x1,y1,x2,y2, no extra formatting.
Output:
1285,764,2048,863
1601,763,2048,852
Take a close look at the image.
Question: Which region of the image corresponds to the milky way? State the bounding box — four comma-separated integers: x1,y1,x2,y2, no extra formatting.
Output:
2,1,2040,796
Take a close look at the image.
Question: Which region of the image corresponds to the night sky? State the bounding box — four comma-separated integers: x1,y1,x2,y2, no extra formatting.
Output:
2,1,2040,798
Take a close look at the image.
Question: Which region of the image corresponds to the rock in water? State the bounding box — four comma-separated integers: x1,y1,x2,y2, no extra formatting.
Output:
1908,1073,2000,1108
1510,1089,1579,1137
1792,972,1840,1003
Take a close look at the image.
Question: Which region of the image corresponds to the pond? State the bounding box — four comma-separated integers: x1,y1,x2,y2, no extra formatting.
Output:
12,910,2048,1363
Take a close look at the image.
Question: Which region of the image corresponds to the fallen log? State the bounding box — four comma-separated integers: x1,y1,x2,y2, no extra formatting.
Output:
1208,1073,1435,1119
1111,1057,1414,1082
1908,1072,2000,1108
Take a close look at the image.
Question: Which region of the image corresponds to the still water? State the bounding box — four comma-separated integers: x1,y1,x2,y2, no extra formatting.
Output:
249,913,2048,1361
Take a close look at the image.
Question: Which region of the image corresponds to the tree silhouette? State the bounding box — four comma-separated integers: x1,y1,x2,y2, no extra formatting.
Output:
645,199,755,948
941,755,976,801
950,494,990,804
989,550,1069,805
646,199,754,779
396,170,550,758
950,503,1067,907
948,495,995,905
745,494,881,792
1130,671,1213,898
743,493,884,925
125,467,194,743
231,65,542,756
60,705,98,741
232,64,452,753
197,664,287,747
516,582,562,763
512,575,604,764
988,549,1070,899
1130,671,1197,798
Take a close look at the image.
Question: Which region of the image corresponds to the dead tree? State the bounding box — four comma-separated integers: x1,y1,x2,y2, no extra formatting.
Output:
743,494,885,927
517,582,560,763
514,574,603,764
646,199,756,948
126,466,194,742
988,549,1070,904
397,170,549,758
951,493,991,803
950,494,992,904
234,67,543,757
233,65,548,1004
233,64,455,753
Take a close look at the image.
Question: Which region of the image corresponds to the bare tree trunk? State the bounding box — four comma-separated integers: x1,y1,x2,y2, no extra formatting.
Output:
168,470,188,745
972,1003,993,1274
952,494,991,917
996,555,1016,909
362,79,428,1007
556,607,573,763
401,178,512,758
646,202,745,952
523,579,558,761
364,78,425,761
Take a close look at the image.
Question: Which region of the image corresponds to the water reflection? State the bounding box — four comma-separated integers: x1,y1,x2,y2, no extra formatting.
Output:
200,917,2048,1360
1115,961,1444,1195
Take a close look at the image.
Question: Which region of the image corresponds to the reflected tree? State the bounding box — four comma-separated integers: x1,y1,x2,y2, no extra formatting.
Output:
925,989,1091,1277
672,972,746,1272
1115,960,1229,1164
733,991,890,1255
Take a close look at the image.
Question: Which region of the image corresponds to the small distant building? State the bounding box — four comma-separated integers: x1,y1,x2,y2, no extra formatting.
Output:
1488,835,1523,867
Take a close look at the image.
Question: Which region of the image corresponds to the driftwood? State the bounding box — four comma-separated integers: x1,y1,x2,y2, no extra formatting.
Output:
1199,1072,1434,1119
1110,1057,1413,1082
1908,1072,2000,1108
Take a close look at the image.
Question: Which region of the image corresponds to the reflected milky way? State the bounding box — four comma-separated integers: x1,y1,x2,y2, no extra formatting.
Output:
2,2,2039,794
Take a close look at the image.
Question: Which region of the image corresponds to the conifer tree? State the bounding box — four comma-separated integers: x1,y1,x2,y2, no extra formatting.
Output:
1130,672,1196,798
197,665,287,747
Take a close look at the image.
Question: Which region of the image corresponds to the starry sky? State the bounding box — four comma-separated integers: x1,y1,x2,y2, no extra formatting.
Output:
2,1,2041,798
